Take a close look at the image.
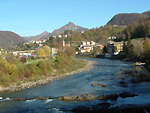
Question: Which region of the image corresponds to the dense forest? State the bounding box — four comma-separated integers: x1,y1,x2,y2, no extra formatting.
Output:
117,15,150,71
117,14,150,41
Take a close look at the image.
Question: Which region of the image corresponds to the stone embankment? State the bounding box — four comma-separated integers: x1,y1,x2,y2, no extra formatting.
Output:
0,60,95,93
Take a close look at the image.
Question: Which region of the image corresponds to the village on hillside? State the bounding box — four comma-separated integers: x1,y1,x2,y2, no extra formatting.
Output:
0,33,124,59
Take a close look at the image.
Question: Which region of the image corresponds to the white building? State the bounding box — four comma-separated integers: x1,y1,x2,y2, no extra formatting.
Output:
32,40,42,44
51,48,58,56
82,41,87,46
58,35,62,38
79,41,96,53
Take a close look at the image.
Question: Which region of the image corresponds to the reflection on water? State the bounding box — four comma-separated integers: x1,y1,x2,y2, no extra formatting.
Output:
0,58,150,113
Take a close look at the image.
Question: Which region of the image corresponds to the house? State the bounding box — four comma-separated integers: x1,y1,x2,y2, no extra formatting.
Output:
41,39,47,43
108,36,117,40
87,41,90,45
52,35,56,38
90,41,96,46
32,40,42,44
38,44,43,47
113,41,124,55
58,35,62,38
107,41,123,55
51,48,58,56
12,50,36,57
82,41,87,46
23,42,29,45
98,44,104,49
79,41,97,53
65,44,70,47
65,35,68,38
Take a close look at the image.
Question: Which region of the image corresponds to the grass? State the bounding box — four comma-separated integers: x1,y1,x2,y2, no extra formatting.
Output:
25,59,40,65
25,57,56,65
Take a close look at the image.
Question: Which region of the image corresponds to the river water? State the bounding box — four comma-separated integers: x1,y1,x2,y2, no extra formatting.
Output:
0,58,150,113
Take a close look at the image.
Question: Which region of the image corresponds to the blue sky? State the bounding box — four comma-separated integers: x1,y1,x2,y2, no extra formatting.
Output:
0,0,150,36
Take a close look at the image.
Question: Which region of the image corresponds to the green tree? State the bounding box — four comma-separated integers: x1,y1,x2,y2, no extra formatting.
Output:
37,48,46,58
143,38,150,61
113,46,118,53
43,45,50,57
126,40,134,60
103,46,108,53
65,46,76,56
6,53,15,64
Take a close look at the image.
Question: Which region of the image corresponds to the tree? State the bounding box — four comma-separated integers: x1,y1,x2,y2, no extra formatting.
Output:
43,45,50,57
6,53,15,64
93,47,102,57
16,53,20,59
37,48,46,58
133,42,144,61
126,40,134,60
65,46,76,56
103,46,108,53
113,46,118,53
143,38,150,61
20,56,27,64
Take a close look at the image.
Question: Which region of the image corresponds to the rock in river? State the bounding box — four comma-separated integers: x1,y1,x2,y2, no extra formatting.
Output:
119,92,138,98
13,98,28,101
36,96,50,100
91,83,97,87
56,94,96,101
97,93,119,101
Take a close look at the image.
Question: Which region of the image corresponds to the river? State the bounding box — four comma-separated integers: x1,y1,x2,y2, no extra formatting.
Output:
0,58,150,113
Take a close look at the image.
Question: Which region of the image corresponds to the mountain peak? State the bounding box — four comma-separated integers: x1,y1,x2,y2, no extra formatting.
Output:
41,31,49,35
51,22,88,36
23,22,88,41
67,22,75,25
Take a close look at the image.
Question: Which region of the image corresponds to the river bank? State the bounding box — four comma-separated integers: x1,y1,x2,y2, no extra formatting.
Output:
1,58,150,113
0,60,95,93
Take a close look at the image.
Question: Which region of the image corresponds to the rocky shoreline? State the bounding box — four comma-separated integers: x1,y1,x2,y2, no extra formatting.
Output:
0,60,95,93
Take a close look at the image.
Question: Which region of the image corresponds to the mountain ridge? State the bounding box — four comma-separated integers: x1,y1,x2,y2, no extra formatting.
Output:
51,22,88,36
24,22,88,42
0,31,27,49
107,11,150,25
23,31,50,42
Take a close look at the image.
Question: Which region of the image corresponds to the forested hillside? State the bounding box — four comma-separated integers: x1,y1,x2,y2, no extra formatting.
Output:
117,15,150,71
117,15,150,41
107,11,150,25
63,25,125,44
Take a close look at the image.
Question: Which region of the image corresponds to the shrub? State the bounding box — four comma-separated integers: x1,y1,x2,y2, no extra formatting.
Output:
65,46,76,56
20,56,27,64
37,60,48,75
6,53,15,64
37,61,47,70
31,56,34,60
